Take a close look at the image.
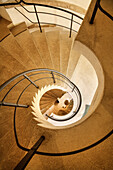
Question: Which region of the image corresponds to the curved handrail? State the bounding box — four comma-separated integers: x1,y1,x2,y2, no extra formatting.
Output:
0,0,83,19
98,1,113,21
90,0,113,24
12,80,113,156
17,129,113,156
0,0,83,37
0,68,78,91
0,68,82,122
7,70,112,157
15,4,81,25
1,0,112,21
1,69,110,157
13,7,78,33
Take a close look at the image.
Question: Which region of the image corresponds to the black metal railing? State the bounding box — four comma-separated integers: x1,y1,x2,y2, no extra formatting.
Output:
0,68,112,158
0,1,113,168
0,0,84,37
0,68,81,167
0,69,82,121
0,0,112,36
14,136,45,170
90,0,113,24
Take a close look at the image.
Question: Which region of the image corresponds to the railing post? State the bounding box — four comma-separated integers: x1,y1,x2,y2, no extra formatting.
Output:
14,136,45,170
34,5,42,33
0,101,29,108
24,74,39,89
51,71,56,83
89,0,101,24
69,14,73,38
72,86,75,92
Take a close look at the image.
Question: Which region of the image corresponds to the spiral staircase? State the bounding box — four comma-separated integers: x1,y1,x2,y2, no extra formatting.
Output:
0,0,113,169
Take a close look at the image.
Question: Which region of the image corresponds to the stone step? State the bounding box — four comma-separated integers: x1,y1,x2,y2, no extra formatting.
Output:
16,112,35,148
0,45,26,74
0,144,25,170
41,92,56,98
0,107,35,168
40,101,53,107
45,30,60,72
40,102,54,108
0,128,16,163
31,30,53,69
0,30,36,70
0,17,11,42
66,33,80,79
40,99,55,104
0,64,14,86
60,30,73,76
40,102,53,111
40,97,56,103
10,22,45,68
40,105,53,114
46,89,65,98
0,107,14,139
0,7,12,22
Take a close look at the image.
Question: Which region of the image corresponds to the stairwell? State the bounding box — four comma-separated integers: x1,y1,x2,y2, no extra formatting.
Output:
0,0,113,169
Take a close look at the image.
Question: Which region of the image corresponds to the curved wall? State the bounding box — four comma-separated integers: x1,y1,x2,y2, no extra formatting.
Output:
70,41,104,126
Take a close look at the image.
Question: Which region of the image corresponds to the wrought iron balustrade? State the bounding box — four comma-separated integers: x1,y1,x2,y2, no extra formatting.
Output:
0,0,84,37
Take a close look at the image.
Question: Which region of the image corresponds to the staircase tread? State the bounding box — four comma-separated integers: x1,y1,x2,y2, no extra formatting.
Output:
40,97,56,101
0,33,36,69
0,17,10,41
66,33,79,78
40,102,54,107
9,22,27,37
0,64,14,85
10,24,45,68
31,30,53,69
0,3,113,169
0,45,26,73
60,31,73,75
40,102,53,109
40,99,55,103
45,30,60,72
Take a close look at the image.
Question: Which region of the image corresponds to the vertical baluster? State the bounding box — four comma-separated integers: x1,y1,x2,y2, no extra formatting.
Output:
51,71,56,83
89,0,100,24
69,14,73,38
34,5,42,32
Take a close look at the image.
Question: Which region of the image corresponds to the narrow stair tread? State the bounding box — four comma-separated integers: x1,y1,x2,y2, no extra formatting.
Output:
0,107,14,139
0,17,10,41
40,99,55,104
10,23,45,68
40,101,54,106
66,33,80,79
31,30,53,69
9,22,27,36
0,64,14,86
0,33,36,70
40,97,56,102
45,30,60,72
16,114,35,147
41,106,51,114
60,31,73,75
40,102,53,107
41,94,57,100
40,102,53,109
0,46,26,74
